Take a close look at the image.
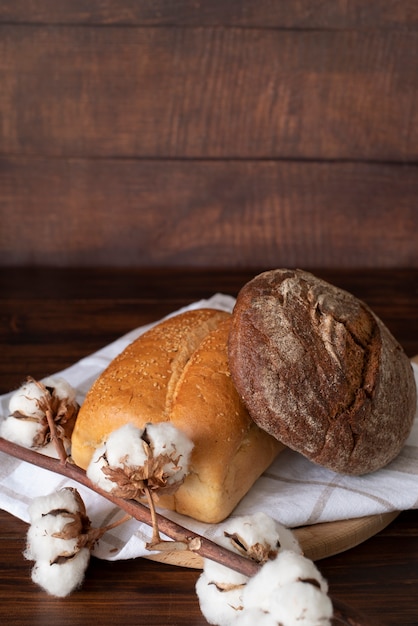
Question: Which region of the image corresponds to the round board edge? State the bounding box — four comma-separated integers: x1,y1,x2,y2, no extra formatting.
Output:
145,510,399,569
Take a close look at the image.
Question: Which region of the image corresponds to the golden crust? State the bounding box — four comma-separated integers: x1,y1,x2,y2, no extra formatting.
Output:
71,308,283,523
167,318,284,522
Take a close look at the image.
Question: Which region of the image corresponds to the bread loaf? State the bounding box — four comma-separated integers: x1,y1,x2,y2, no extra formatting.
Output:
71,308,284,523
228,269,417,475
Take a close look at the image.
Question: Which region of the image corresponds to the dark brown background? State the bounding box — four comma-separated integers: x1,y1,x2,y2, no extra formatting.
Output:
1,1,417,270
1,5,418,624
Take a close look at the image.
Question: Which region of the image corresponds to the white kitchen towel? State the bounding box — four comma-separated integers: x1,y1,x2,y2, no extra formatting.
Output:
0,293,417,561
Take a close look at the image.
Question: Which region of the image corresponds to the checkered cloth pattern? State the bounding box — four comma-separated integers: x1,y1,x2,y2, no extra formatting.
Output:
0,294,417,561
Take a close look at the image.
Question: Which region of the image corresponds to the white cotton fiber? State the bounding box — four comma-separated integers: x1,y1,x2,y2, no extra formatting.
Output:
243,550,329,614
269,580,333,625
234,608,278,626
43,376,77,404
8,380,47,419
145,422,194,484
0,416,41,447
87,422,194,494
195,571,244,626
222,511,302,556
146,421,194,459
105,423,148,468
196,513,305,625
28,488,83,521
86,444,119,492
202,555,248,590
25,518,80,563
30,548,90,597
25,489,86,562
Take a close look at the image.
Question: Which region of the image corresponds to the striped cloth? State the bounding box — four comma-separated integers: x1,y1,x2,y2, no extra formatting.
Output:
0,294,417,561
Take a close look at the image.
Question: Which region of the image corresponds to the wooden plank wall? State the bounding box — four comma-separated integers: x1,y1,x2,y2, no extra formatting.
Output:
0,1,417,269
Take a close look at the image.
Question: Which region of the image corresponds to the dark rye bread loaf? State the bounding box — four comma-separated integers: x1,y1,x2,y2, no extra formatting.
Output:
228,269,417,475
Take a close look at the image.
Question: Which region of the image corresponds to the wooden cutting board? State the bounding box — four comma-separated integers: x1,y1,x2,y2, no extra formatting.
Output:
147,355,417,569
146,511,399,568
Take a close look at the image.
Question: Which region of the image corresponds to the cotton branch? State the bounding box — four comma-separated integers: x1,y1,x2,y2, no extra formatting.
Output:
0,436,383,624
0,436,260,579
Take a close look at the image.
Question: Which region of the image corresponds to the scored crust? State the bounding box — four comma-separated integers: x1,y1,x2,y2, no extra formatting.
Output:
71,308,283,523
71,308,228,470
166,317,284,522
228,269,417,475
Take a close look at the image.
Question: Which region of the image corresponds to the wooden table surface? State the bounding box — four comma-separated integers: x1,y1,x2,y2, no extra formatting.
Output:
0,267,417,626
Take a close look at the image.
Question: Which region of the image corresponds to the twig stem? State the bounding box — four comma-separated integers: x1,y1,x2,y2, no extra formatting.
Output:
144,485,161,544
44,408,68,464
0,437,260,578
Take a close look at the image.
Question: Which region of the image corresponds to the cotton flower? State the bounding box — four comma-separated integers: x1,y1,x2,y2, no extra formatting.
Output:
86,423,194,549
268,580,333,625
26,485,87,524
0,416,42,449
195,513,302,626
25,489,90,564
234,609,278,626
0,376,78,456
145,422,193,486
30,548,91,598
195,571,245,626
196,514,332,626
86,423,148,493
86,422,194,499
24,488,92,597
221,511,302,562
201,512,302,590
242,550,332,626
9,378,47,419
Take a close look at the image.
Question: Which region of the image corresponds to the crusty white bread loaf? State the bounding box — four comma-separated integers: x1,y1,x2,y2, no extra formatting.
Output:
71,308,284,523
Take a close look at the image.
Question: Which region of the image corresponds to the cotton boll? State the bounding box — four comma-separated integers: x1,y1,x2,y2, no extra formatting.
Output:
270,550,328,593
41,439,71,459
234,609,278,626
0,416,42,448
202,526,249,587
105,423,148,468
203,556,248,591
43,377,77,404
197,530,248,626
5,377,78,453
25,488,88,563
30,548,90,597
145,422,194,484
0,415,71,456
145,421,194,460
25,489,91,597
28,488,85,522
86,444,119,492
87,423,194,499
8,380,47,419
243,550,329,614
222,512,302,560
195,571,244,626
25,517,81,563
269,580,333,625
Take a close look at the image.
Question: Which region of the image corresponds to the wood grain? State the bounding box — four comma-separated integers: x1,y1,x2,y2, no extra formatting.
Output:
0,268,417,625
1,0,417,28
1,4,417,270
145,511,400,569
1,158,417,268
1,267,417,394
1,26,417,161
